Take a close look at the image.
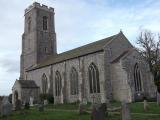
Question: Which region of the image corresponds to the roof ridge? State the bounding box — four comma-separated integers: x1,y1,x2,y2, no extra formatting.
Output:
28,33,120,71
58,33,118,55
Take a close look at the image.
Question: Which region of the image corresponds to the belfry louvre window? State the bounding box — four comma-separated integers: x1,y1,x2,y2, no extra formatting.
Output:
134,63,143,92
70,67,78,95
55,71,62,96
43,16,48,30
42,74,48,94
88,63,100,93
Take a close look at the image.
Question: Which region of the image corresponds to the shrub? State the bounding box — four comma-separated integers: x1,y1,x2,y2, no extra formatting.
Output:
47,94,54,104
24,102,30,109
40,94,47,101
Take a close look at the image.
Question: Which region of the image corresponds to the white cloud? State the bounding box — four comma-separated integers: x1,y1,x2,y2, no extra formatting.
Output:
0,0,160,95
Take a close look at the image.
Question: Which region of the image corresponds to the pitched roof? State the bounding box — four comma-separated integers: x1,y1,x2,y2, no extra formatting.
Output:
18,80,39,88
27,32,121,71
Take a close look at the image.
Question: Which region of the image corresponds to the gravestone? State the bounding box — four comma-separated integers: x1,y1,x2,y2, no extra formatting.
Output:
44,100,48,106
1,97,12,117
29,97,34,106
98,103,107,120
144,100,148,111
157,92,160,105
91,103,107,120
82,99,87,105
121,101,131,120
143,96,148,111
0,98,2,114
79,103,86,115
91,104,99,120
15,99,22,111
37,104,44,112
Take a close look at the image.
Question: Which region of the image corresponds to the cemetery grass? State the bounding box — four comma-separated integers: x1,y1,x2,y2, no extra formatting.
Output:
130,102,160,114
1,102,160,120
111,102,160,114
46,102,92,110
0,109,90,120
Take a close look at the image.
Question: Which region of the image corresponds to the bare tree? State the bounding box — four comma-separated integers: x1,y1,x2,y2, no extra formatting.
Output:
137,29,160,92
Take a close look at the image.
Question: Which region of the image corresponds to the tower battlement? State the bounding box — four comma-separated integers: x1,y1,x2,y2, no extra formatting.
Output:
25,2,54,14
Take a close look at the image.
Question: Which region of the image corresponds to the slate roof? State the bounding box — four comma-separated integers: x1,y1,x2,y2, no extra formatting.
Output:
27,32,121,71
18,80,39,88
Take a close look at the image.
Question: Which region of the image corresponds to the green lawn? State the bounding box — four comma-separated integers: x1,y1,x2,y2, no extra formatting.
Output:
46,102,92,110
1,110,89,120
130,102,160,114
0,102,160,120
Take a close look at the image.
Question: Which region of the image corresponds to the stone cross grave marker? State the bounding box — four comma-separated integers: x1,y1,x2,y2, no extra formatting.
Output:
121,101,131,120
1,97,12,117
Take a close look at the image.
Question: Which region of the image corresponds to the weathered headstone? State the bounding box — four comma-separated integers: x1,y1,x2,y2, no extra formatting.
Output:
15,99,22,111
44,100,48,106
37,104,44,112
82,99,87,105
157,92,160,106
98,103,107,120
29,97,34,106
121,101,131,120
91,103,107,120
79,103,86,115
91,104,99,120
1,97,12,117
143,97,148,112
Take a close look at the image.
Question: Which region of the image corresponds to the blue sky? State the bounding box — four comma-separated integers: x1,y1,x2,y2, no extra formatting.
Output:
0,0,160,95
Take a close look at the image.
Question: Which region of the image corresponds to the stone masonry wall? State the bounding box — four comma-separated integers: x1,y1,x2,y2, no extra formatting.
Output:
27,51,105,104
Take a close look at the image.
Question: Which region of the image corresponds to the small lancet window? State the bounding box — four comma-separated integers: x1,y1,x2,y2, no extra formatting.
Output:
43,16,48,30
134,63,143,92
28,17,31,32
70,67,78,95
42,73,48,94
55,71,62,96
88,63,100,93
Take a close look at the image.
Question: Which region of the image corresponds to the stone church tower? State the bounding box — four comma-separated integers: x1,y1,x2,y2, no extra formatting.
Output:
20,2,57,79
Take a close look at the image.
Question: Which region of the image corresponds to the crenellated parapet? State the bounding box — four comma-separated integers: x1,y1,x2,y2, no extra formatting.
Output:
25,2,54,14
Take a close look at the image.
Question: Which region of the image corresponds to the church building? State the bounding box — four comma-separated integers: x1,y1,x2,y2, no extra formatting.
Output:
12,2,156,105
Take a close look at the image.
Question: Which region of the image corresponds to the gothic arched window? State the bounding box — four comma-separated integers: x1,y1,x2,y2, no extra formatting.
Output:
43,16,48,30
88,63,100,93
70,67,78,95
134,63,143,92
42,74,48,94
55,71,62,96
